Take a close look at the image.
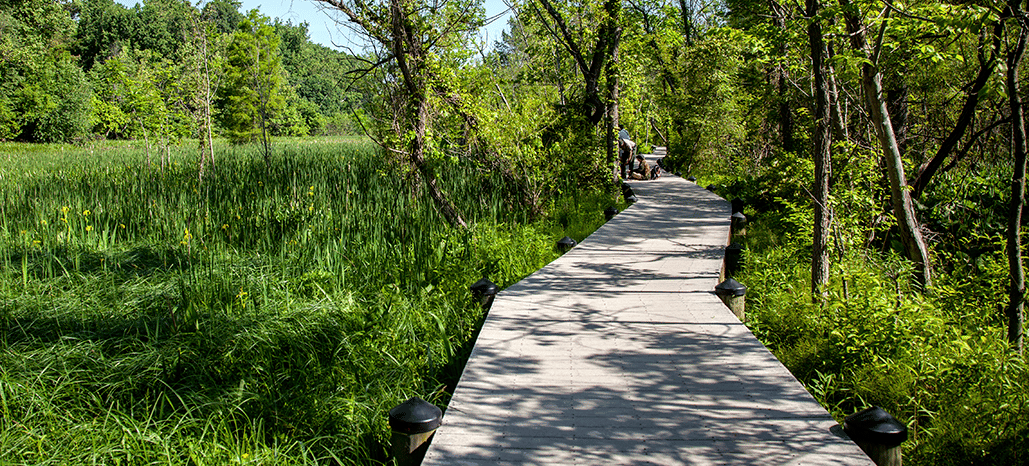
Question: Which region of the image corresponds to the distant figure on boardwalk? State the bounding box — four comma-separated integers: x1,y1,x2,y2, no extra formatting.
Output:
629,154,660,180
618,125,636,178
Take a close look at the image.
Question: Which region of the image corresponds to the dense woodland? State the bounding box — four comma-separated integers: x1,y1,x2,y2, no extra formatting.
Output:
0,0,369,146
2,0,1029,464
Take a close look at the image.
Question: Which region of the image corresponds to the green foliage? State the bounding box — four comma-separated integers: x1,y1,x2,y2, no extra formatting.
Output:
0,138,616,464
739,216,1028,466
216,10,288,146
88,49,194,144
69,0,366,143
74,0,135,71
273,20,364,136
130,0,193,59
201,0,245,35
644,26,760,175
0,0,92,142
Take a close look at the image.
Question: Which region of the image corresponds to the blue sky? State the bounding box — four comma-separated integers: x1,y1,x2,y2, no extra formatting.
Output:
113,0,513,51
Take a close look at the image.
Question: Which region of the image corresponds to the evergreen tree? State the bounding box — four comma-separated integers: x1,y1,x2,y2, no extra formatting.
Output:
216,9,285,155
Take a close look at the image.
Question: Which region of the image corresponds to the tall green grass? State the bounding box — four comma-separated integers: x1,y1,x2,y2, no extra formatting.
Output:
0,138,622,464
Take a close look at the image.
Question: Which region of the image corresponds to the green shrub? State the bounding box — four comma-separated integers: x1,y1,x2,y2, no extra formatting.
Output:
739,218,1029,466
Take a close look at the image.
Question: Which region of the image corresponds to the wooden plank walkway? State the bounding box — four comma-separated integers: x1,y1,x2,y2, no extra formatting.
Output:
423,149,872,465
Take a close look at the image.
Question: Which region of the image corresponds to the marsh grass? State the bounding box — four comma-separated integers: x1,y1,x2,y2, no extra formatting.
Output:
0,138,621,464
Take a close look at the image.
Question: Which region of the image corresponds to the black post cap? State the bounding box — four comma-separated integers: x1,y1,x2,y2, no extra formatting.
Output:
389,397,442,434
557,236,577,251
469,277,499,297
604,206,619,220
706,184,716,191
714,278,747,297
731,212,747,230
844,406,908,447
731,198,745,214
724,242,744,275
686,175,696,182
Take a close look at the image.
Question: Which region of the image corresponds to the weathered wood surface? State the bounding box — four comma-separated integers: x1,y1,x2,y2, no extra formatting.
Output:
423,149,872,465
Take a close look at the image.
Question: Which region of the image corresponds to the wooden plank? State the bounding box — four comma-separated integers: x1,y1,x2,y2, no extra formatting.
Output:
423,148,872,465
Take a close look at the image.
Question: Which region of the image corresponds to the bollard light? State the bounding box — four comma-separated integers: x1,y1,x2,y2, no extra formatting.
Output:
621,185,635,202
469,277,499,310
557,236,577,252
714,278,747,321
625,194,638,204
706,184,715,191
844,406,908,466
731,198,745,215
724,242,744,277
730,212,747,239
389,397,443,466
686,175,696,182
714,278,747,297
604,206,619,221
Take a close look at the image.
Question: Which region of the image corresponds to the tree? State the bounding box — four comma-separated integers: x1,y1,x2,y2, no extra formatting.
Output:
911,19,1006,199
200,0,244,35
1004,0,1027,354
130,0,193,61
90,49,193,164
74,0,135,71
216,9,286,157
603,0,621,177
312,0,486,228
186,6,230,179
840,0,932,287
530,0,620,125
807,0,831,299
0,0,92,142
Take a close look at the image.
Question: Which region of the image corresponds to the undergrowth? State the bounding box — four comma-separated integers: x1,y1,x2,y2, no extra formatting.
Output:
737,206,1028,466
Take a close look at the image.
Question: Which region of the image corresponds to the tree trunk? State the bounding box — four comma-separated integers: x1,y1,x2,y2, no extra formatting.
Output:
886,78,910,156
604,7,621,179
1005,1,1027,354
841,0,932,287
679,0,693,47
413,97,466,228
194,19,216,182
827,44,847,142
808,0,831,299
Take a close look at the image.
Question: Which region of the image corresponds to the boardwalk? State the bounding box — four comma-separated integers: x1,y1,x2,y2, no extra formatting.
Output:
423,150,873,465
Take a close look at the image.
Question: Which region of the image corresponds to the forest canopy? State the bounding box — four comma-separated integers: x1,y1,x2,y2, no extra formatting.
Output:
0,0,369,144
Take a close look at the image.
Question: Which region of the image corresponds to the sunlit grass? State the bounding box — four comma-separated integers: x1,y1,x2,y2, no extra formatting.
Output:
0,139,622,464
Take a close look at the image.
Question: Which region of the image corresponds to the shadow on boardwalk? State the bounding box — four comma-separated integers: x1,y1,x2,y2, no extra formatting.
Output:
424,171,870,465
